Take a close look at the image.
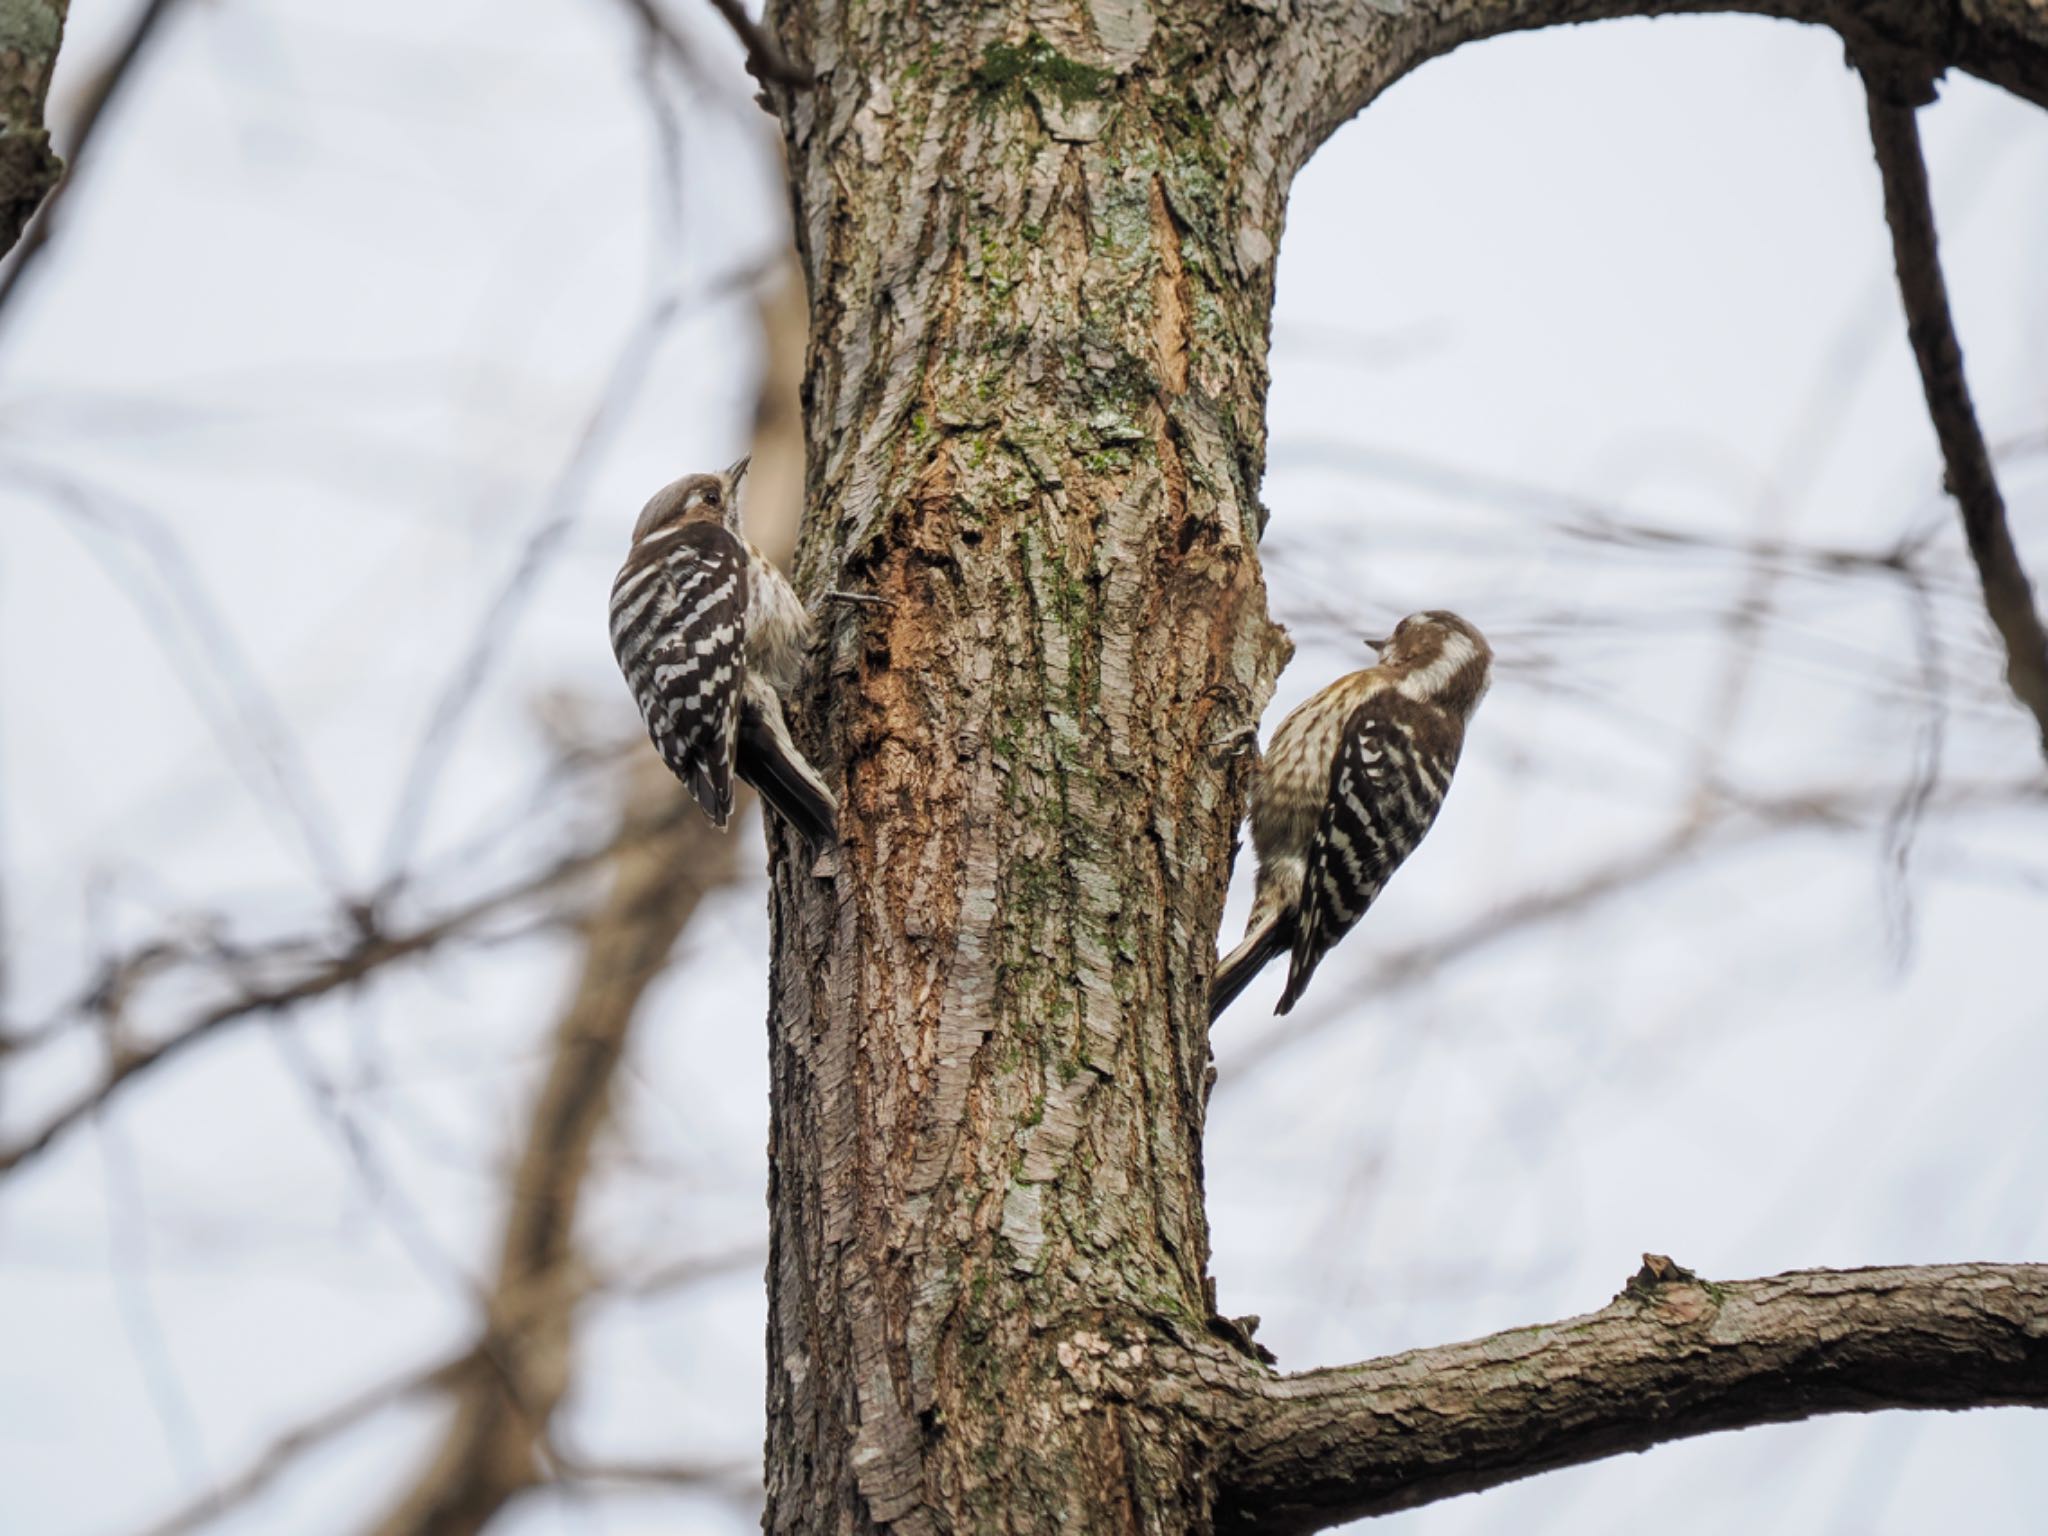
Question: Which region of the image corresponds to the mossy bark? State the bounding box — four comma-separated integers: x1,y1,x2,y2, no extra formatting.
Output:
763,7,1292,1531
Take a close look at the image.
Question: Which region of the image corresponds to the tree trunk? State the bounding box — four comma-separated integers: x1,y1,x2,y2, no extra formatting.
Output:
764,7,1292,1529
758,2,2048,1532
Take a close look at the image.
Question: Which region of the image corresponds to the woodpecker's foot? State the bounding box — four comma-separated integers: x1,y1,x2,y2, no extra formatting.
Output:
1206,726,1259,761
826,589,895,609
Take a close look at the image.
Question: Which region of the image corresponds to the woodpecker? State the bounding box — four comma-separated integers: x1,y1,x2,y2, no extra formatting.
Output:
1211,610,1491,1020
609,457,838,855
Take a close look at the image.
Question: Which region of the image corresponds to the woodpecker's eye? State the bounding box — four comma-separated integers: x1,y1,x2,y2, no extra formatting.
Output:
704,487,722,507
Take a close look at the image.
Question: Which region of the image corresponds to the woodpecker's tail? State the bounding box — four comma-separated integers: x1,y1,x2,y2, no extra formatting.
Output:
1209,910,1290,1023
1274,944,1321,1016
736,682,839,858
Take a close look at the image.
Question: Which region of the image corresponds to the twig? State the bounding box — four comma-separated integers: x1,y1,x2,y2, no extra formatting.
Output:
0,802,689,1178
376,251,777,888
376,288,683,886
98,1116,211,1488
128,1354,462,1536
1859,61,2048,759
606,1240,765,1298
701,0,814,87
1218,775,2040,1080
365,763,741,1536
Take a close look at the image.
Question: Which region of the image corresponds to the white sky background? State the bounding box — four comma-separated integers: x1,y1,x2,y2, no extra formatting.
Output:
1,3,2045,1534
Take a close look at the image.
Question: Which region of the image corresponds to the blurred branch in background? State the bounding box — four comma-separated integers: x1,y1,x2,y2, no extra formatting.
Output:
376,250,787,891
0,238,814,1533
1858,56,2048,759
366,755,747,1536
1218,773,2044,1082
0,785,678,1176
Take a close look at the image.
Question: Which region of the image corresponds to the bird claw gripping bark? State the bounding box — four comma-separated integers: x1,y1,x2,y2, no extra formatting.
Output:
1206,725,1261,761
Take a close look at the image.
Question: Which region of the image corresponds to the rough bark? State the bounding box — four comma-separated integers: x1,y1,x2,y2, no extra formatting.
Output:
758,2,2048,1532
765,7,1293,1529
0,0,68,257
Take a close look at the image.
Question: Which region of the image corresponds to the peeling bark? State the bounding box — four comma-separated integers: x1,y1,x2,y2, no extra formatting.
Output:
765,7,1292,1529
756,1,2048,1531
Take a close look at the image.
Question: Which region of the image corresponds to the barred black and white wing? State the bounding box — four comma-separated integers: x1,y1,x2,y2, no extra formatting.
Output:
1277,698,1459,1015
609,521,749,826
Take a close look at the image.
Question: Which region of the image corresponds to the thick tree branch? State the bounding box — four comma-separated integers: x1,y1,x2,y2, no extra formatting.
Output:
1263,0,2048,182
1215,1258,2048,1535
1857,63,2048,758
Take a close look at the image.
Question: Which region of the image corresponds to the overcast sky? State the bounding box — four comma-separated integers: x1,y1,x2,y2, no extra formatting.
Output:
3,4,2045,1534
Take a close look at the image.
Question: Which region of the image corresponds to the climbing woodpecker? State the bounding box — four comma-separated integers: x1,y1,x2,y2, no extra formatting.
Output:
609,457,837,855
1211,611,1491,1019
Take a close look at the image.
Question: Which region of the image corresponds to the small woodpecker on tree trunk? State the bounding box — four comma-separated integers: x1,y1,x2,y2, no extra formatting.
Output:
1212,611,1493,1019
610,457,838,856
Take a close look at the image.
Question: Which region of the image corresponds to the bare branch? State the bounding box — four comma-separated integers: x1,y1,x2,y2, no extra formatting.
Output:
1266,0,2048,181
0,801,691,1178
1214,1258,2048,1535
376,251,779,886
129,1354,465,1536
1219,775,2040,1079
700,0,813,87
605,1240,766,1299
365,761,742,1536
1857,61,2048,759
548,1451,759,1498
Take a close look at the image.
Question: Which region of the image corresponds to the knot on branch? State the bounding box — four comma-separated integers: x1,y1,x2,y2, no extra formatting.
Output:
1843,34,1941,107
1618,1254,1723,1325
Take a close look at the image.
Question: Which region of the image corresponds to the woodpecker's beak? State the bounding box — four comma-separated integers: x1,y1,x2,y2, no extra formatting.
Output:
724,455,752,492
1363,634,1390,654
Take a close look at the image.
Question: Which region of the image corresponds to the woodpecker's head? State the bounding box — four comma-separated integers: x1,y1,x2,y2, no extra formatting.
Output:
631,456,750,544
1368,610,1492,716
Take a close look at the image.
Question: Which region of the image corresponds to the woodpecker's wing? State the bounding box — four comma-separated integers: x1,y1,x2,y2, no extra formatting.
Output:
609,521,749,826
1277,697,1459,1014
